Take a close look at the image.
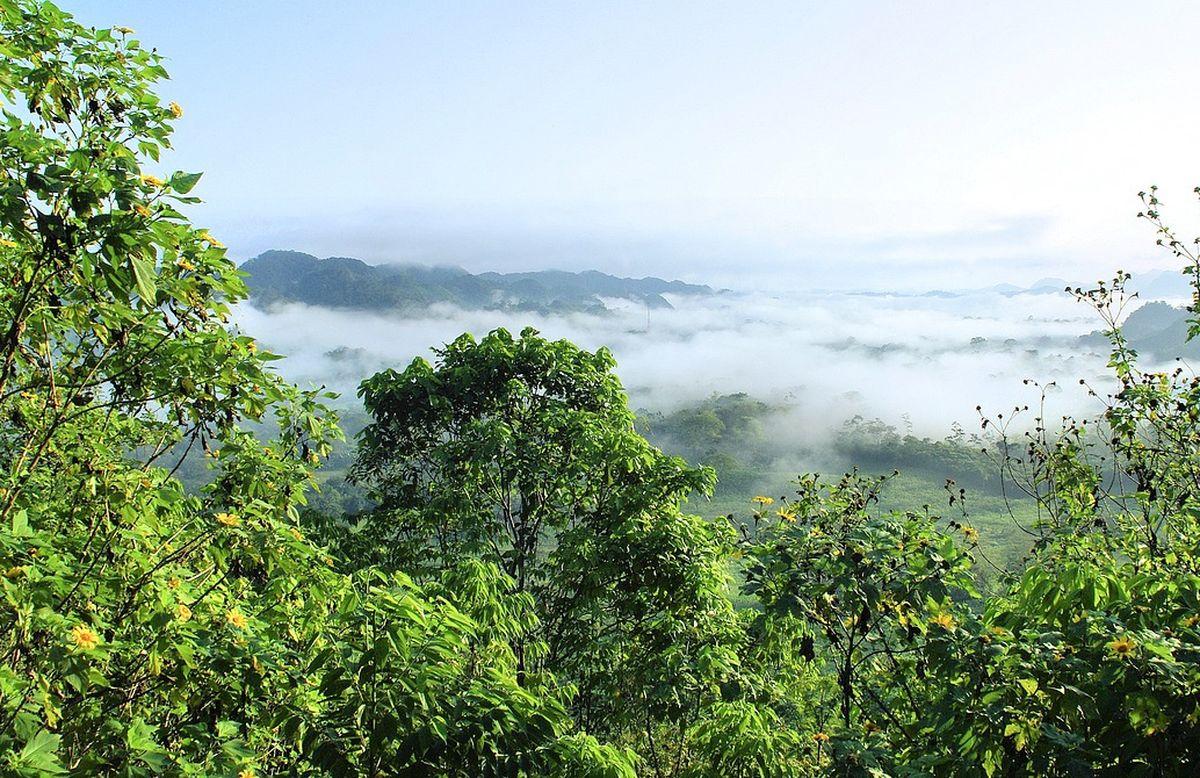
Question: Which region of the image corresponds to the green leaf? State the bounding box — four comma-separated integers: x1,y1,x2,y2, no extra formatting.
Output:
131,255,157,304
11,509,28,536
13,730,66,775
169,171,202,194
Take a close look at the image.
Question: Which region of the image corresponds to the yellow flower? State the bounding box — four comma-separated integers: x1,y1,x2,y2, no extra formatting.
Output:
168,101,183,118
1183,614,1199,628
290,528,304,541
216,512,241,527
962,526,980,543
238,770,256,778
70,624,100,651
176,603,192,622
226,610,248,629
812,732,830,743
140,174,165,187
0,238,18,248
751,495,775,506
200,232,225,249
176,258,195,272
246,341,257,353
776,508,797,522
1107,636,1136,658
167,576,182,589
929,612,957,631
114,25,135,34
4,566,25,579
133,203,152,218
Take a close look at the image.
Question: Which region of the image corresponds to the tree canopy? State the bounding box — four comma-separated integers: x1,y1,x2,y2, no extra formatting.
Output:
3,0,1200,775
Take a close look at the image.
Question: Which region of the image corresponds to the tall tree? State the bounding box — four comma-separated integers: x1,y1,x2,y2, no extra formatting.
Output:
350,327,745,770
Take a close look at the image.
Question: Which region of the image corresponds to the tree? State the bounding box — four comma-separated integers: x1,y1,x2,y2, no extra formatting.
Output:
348,327,746,772
743,473,976,772
0,3,635,774
912,191,1200,774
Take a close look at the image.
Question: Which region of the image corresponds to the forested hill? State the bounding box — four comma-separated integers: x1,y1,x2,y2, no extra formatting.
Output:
240,249,714,314
1080,300,1200,361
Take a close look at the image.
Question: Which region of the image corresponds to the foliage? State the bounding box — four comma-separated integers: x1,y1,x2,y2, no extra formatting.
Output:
346,327,757,772
0,3,633,774
6,0,1200,775
744,473,978,772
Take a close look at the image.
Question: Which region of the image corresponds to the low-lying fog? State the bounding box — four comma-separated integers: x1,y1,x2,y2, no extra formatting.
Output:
233,284,1144,438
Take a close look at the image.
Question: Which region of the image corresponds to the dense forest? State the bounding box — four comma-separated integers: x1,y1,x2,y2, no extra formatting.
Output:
2,2,1200,775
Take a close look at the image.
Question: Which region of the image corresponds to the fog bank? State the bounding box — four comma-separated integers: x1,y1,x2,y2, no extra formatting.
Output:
234,285,1122,438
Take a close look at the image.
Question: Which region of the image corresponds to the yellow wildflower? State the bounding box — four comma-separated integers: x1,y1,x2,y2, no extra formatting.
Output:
1107,636,1136,658
140,174,165,187
200,232,225,249
751,495,774,506
133,203,152,218
216,512,241,527
167,576,182,589
238,769,256,778
176,603,192,622
114,25,135,34
776,508,797,522
176,258,195,272
1183,614,1199,628
0,238,18,248
226,610,248,629
168,101,183,118
812,732,830,743
70,624,100,651
962,526,979,543
929,612,957,631
290,528,304,541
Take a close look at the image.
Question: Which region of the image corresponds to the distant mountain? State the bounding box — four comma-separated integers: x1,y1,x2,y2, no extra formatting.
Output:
1127,270,1193,300
1080,301,1200,361
1030,277,1069,292
239,250,713,314
855,270,1191,301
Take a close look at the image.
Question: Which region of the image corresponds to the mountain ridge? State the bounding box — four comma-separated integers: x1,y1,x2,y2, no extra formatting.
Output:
240,249,714,315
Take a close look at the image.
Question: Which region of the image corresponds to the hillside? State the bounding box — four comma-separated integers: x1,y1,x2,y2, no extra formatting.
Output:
1080,300,1200,361
240,249,714,314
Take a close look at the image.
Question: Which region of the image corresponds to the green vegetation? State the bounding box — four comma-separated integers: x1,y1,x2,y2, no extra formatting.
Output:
241,250,713,316
1080,299,1200,361
2,2,1200,774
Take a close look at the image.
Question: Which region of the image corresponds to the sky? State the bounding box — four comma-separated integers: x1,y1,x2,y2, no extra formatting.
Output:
66,1,1200,289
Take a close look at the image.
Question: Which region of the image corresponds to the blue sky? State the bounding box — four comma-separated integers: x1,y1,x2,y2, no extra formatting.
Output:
66,1,1200,288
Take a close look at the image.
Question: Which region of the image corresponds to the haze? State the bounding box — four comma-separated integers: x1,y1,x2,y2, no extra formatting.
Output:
234,286,1116,438
66,1,1200,289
